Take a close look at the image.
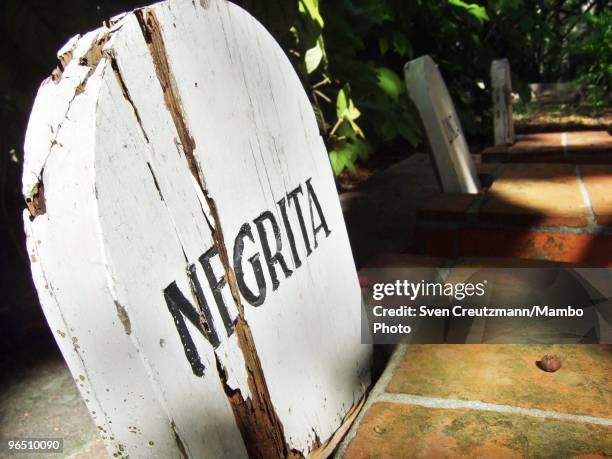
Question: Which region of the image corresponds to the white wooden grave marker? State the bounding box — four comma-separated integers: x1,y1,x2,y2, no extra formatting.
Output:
404,55,480,194
491,58,515,146
23,1,371,457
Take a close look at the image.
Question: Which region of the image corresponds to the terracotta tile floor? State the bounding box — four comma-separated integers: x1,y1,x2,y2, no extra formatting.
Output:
337,345,612,458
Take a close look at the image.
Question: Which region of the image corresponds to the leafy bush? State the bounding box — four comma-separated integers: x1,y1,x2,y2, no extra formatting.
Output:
239,0,500,174
2,0,608,177
568,11,612,106
237,0,610,175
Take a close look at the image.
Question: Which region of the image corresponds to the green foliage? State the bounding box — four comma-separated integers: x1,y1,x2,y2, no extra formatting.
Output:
335,84,364,136
567,11,612,106
309,0,494,173
375,67,404,100
237,0,609,176
487,0,611,92
2,0,608,178
448,0,490,23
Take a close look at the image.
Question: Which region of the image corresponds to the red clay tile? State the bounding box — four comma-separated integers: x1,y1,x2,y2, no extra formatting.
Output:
459,228,612,266
343,401,612,459
580,165,612,227
415,227,457,258
565,131,612,151
485,131,612,154
387,345,612,418
481,131,612,164
479,164,589,228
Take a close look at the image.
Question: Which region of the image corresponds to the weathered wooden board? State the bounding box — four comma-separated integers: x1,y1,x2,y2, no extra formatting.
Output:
23,1,371,457
491,59,515,146
404,55,480,194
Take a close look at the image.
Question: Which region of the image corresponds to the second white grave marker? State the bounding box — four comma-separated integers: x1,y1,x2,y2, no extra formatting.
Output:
491,58,516,146
404,55,480,194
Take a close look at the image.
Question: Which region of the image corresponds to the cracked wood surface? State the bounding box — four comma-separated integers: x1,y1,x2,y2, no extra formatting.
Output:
23,0,371,457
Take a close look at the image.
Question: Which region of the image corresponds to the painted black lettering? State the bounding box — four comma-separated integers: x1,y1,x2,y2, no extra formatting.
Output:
254,210,293,291
199,247,235,337
163,270,220,376
286,185,312,256
233,223,267,306
278,197,301,269
306,178,331,248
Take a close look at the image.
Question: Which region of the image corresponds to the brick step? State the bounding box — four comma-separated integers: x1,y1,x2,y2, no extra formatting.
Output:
481,130,612,164
414,164,612,266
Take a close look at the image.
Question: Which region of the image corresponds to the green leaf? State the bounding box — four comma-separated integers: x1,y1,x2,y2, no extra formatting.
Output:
304,40,323,73
329,146,355,174
375,67,404,100
352,138,371,160
392,31,412,57
346,118,365,138
329,151,346,175
336,86,349,118
448,0,489,23
329,139,371,175
336,84,361,121
299,0,324,27
334,85,364,139
335,122,357,139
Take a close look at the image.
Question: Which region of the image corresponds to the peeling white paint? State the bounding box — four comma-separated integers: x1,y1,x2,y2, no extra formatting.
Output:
56,33,80,62
22,28,107,198
24,61,183,458
24,0,371,457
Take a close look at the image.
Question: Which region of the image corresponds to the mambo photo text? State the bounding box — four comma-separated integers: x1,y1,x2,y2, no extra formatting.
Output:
163,178,331,376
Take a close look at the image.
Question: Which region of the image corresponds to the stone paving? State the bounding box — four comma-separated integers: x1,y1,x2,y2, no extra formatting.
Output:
336,345,612,458
0,346,106,458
